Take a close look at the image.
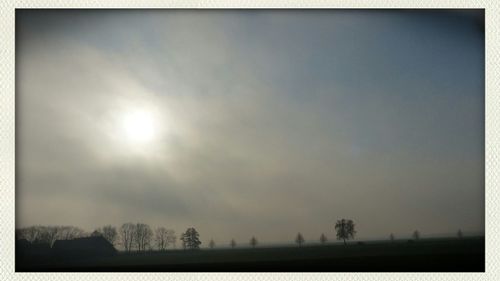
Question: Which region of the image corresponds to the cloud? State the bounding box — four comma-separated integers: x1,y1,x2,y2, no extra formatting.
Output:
16,10,484,244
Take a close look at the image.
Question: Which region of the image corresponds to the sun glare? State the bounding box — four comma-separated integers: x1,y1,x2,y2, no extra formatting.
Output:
122,111,156,143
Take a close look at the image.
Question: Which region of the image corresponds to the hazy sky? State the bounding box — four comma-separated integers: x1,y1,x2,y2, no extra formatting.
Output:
16,10,484,246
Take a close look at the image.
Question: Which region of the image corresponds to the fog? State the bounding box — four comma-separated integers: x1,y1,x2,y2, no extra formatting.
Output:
16,10,484,245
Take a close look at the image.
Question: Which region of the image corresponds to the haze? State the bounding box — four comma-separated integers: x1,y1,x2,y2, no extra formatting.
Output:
16,10,484,246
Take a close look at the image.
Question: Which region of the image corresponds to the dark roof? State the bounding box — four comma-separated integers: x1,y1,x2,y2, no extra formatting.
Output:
53,236,116,252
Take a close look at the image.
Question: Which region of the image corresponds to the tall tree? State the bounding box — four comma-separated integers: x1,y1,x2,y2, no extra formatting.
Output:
154,228,176,250
17,225,85,245
120,223,136,252
180,227,201,250
166,229,177,249
335,219,356,245
230,239,236,248
320,233,327,244
295,233,305,247
134,223,153,251
154,227,169,250
457,229,463,239
389,233,395,242
250,236,258,248
35,226,60,246
412,230,420,241
16,226,39,242
101,225,118,246
58,226,85,240
209,239,215,249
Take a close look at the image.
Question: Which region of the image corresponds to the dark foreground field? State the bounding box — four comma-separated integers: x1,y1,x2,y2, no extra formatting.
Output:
17,237,484,272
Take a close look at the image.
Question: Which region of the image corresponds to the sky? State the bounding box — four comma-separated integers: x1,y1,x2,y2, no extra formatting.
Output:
16,10,484,246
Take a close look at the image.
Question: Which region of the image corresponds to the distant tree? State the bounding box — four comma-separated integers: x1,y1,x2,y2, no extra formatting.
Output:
180,227,201,250
134,223,153,251
390,233,395,242
17,225,85,245
335,219,356,245
154,227,175,251
457,229,463,239
250,236,258,248
165,229,177,249
295,233,305,247
100,225,118,246
16,226,39,242
155,227,169,250
35,226,62,246
320,233,327,244
58,226,85,240
230,239,236,248
209,239,215,249
412,230,420,241
120,223,136,252
91,230,102,237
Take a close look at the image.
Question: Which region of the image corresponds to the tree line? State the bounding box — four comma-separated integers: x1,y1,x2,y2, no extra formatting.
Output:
16,219,467,251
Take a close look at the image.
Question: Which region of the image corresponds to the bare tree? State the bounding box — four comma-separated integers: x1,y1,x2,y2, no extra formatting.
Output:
320,233,327,244
180,227,201,250
35,226,60,246
155,227,168,251
155,227,175,250
93,225,118,246
295,233,305,247
58,226,85,240
101,225,118,246
390,233,395,242
250,236,258,248
209,239,215,249
230,239,236,248
166,229,177,249
134,223,153,251
335,219,356,245
17,225,85,245
412,230,420,241
16,226,41,242
120,223,136,252
457,229,463,239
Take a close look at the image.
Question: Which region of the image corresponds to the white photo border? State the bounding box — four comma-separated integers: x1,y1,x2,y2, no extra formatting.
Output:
1,0,498,280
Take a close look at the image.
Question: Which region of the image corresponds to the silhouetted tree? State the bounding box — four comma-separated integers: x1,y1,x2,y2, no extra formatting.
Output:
320,233,327,244
17,225,85,245
120,223,136,252
390,233,395,242
99,225,118,246
209,239,215,249
295,233,305,247
230,239,236,248
16,226,39,242
335,219,356,245
457,229,463,239
134,223,153,251
166,229,177,249
24,226,85,246
58,226,85,240
155,227,169,251
412,230,420,241
181,227,201,250
250,236,258,248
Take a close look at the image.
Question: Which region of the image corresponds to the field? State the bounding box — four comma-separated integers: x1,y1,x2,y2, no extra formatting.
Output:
17,237,484,272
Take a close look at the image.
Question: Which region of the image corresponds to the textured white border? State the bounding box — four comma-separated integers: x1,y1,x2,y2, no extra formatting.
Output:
1,0,498,280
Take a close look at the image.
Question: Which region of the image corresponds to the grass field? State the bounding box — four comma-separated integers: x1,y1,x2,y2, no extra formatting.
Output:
17,236,484,272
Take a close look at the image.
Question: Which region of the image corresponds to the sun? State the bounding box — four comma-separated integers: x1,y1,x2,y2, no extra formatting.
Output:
122,110,156,143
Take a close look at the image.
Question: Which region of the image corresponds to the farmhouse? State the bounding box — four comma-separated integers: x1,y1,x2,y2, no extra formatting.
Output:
52,236,117,259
